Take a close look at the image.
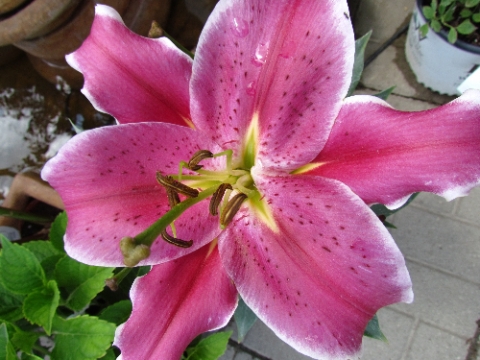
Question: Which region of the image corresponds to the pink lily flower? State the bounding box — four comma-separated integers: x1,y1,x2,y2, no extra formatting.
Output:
41,0,480,359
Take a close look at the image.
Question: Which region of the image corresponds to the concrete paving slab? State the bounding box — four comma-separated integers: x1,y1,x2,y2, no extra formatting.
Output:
234,352,257,360
392,261,480,339
412,192,457,216
361,308,414,360
405,322,468,360
360,36,455,105
219,344,237,360
391,205,480,284
354,88,437,111
455,187,480,226
241,320,312,360
353,0,413,58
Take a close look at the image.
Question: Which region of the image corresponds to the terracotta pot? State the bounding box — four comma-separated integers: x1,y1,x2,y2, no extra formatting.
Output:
28,54,84,90
0,0,81,46
97,0,131,16
123,0,171,36
15,0,94,59
0,0,29,15
0,44,23,66
405,0,480,95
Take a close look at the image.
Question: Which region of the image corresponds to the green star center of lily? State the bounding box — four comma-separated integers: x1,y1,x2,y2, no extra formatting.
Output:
120,117,277,267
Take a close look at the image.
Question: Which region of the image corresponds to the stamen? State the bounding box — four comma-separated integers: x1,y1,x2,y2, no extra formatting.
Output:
161,229,193,248
210,183,233,216
156,172,199,198
188,150,213,171
220,193,248,227
166,188,181,208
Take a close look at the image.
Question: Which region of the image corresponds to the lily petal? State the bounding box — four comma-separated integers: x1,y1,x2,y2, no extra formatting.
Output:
115,243,238,360
310,91,480,208
191,0,354,169
219,172,412,359
66,5,193,127
41,123,223,266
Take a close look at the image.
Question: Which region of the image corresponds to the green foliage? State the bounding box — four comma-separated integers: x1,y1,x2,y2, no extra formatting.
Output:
0,323,17,360
0,237,46,295
49,212,67,253
373,86,396,100
364,314,387,341
234,298,257,342
23,280,60,335
98,300,132,326
51,316,116,360
54,257,114,311
347,31,372,97
421,0,479,43
0,213,119,359
183,331,232,360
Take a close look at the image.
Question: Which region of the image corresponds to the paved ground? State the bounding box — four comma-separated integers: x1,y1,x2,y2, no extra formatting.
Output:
221,0,480,359
0,0,478,359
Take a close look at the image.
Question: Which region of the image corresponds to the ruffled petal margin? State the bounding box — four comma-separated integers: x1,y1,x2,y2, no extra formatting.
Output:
190,0,354,169
219,172,412,359
309,90,480,208
66,5,193,127
115,243,238,360
41,122,223,266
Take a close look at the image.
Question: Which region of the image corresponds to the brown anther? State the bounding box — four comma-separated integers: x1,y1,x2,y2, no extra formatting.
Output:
166,188,181,208
209,183,233,216
161,229,193,248
148,20,164,38
156,172,199,198
220,193,248,227
188,150,213,171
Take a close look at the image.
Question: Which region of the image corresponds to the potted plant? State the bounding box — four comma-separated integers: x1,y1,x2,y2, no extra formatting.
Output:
405,0,480,95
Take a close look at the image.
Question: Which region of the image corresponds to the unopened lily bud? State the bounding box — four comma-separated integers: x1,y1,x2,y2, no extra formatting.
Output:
148,21,164,38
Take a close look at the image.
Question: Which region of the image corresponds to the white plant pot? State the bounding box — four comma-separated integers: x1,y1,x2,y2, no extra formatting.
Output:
405,0,480,95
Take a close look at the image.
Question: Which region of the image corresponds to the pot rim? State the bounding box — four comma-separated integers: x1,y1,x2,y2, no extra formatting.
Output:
416,0,480,55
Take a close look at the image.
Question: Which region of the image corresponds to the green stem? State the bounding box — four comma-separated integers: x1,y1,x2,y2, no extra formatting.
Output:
0,207,53,224
134,186,218,247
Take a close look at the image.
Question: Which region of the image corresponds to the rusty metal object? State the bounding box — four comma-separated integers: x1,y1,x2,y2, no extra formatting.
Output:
123,0,171,36
28,54,84,90
0,0,29,15
15,0,95,59
0,0,80,46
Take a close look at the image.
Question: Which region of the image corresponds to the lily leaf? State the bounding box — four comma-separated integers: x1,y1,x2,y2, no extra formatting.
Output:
370,193,418,218
183,331,232,360
234,298,257,342
373,86,395,100
347,31,372,96
363,314,387,341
